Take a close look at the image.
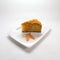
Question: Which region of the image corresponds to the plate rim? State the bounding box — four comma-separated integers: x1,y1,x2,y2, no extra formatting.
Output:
8,25,51,48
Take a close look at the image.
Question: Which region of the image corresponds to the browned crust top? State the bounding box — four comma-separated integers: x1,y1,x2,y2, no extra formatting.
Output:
21,19,42,26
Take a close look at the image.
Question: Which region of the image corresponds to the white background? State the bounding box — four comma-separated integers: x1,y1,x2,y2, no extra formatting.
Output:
0,0,60,60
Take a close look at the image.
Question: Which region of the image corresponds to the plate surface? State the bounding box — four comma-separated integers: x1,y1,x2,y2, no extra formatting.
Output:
9,25,50,48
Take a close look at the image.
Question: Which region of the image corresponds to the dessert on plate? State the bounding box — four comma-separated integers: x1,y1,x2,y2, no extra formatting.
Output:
21,19,42,41
21,19,42,32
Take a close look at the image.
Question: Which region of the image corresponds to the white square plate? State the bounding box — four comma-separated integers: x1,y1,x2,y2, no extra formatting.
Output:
9,25,50,48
